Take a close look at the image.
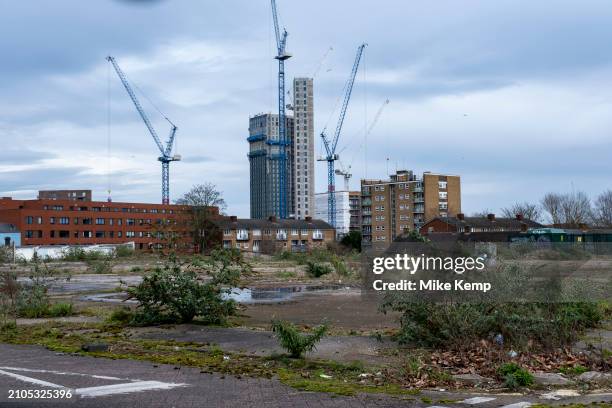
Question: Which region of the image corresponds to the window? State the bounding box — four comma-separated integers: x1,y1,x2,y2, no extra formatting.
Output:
291,229,298,236
59,217,70,225
439,191,448,200
50,217,56,225
26,216,33,225
126,231,135,238
95,231,105,238
83,231,92,238
127,219,135,226
59,230,70,238
438,181,447,190
96,218,105,225
223,229,232,236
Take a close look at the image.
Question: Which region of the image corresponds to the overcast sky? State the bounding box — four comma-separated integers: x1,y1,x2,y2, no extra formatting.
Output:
1,0,611,217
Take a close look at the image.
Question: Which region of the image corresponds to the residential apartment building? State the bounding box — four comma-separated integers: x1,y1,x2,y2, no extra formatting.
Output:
0,197,219,251
216,216,334,254
292,78,315,220
361,170,461,246
38,190,92,201
314,191,351,237
349,191,361,233
248,78,315,220
420,213,543,235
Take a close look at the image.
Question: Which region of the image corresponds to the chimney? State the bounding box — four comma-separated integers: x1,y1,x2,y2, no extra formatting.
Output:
268,215,277,222
305,216,312,222
520,222,528,232
229,215,237,222
487,213,495,221
516,214,524,221
457,213,465,221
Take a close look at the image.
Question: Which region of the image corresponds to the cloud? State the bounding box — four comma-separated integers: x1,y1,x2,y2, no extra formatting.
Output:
1,0,611,217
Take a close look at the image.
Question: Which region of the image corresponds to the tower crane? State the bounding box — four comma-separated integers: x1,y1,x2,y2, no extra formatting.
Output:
335,99,390,192
107,56,180,205
270,0,291,219
319,43,366,228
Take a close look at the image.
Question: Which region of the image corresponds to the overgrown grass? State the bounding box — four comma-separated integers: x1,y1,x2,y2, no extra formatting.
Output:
306,262,333,278
47,302,73,317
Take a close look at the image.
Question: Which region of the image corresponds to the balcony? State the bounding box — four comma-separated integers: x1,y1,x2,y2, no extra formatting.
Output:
414,196,424,204
362,199,372,206
312,230,324,240
276,231,287,240
413,186,423,193
236,230,249,241
413,206,424,213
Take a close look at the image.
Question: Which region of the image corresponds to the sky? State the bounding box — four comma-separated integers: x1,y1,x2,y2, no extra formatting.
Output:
1,0,611,218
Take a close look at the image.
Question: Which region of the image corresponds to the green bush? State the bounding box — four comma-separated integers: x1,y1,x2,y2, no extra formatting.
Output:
306,261,333,278
128,249,247,325
498,363,533,389
115,246,135,258
380,298,603,350
47,302,73,317
16,284,49,318
106,307,134,325
271,320,327,358
61,248,109,262
340,231,362,252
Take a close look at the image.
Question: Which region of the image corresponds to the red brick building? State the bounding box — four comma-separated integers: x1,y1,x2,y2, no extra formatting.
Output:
0,197,219,251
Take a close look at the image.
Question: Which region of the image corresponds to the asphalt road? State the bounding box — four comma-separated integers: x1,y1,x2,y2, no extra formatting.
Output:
0,344,610,408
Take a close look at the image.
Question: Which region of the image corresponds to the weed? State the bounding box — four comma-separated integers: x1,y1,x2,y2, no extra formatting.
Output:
306,262,332,278
271,320,327,358
498,363,534,389
47,303,73,317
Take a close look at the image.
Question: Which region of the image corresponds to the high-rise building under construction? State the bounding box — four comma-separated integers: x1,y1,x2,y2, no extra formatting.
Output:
248,78,314,219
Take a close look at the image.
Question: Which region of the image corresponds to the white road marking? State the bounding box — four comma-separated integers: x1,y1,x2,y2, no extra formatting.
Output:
75,381,187,398
0,369,66,389
0,366,187,398
0,366,126,381
460,397,497,404
499,402,532,408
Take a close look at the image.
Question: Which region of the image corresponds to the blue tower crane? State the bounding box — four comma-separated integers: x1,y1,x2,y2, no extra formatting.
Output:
270,0,291,219
319,44,366,228
107,56,180,205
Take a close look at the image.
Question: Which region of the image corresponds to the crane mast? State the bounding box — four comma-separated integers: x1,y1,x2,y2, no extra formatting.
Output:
320,43,366,229
107,56,180,205
270,0,291,219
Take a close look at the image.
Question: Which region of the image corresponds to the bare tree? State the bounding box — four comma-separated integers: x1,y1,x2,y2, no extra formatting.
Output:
560,191,592,226
470,209,492,217
176,183,227,253
593,190,612,227
540,193,563,224
501,202,541,221
176,183,227,212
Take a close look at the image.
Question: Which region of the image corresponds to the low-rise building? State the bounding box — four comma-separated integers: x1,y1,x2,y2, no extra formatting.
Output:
420,213,543,235
215,216,335,254
0,223,20,247
0,197,219,251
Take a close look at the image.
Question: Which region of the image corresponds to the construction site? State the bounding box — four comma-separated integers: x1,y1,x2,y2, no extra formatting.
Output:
0,1,611,407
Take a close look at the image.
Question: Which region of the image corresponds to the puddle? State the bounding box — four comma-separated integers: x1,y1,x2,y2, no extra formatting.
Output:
81,285,352,305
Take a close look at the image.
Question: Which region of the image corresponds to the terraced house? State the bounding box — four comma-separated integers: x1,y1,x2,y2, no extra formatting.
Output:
215,216,335,254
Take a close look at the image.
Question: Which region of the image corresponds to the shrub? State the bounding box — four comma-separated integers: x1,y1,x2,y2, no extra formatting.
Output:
16,284,49,318
47,302,73,317
0,247,12,264
130,266,142,273
340,231,362,252
271,320,327,358
107,307,134,325
498,363,533,389
306,262,333,278
128,249,247,325
62,248,109,262
115,245,135,258
380,298,603,350
89,259,113,274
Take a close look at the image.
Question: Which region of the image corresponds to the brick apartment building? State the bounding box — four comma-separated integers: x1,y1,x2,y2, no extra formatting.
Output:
216,216,335,254
38,190,92,201
349,191,361,233
0,196,219,251
420,213,544,235
361,170,461,246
